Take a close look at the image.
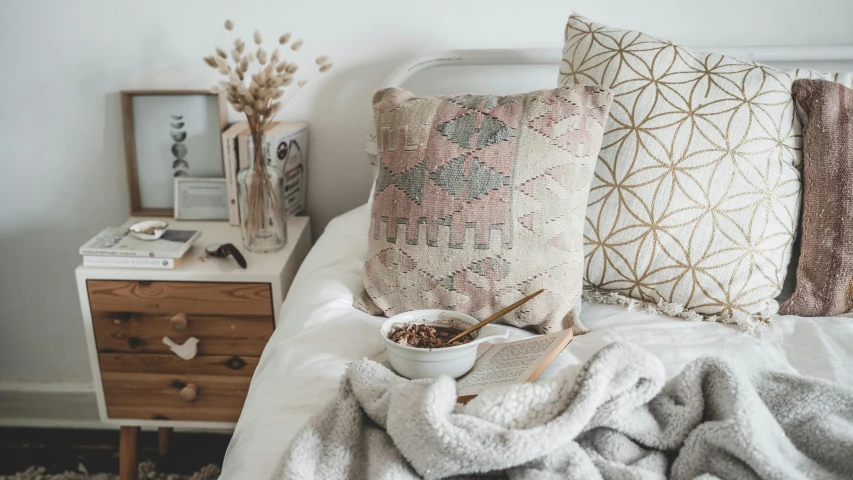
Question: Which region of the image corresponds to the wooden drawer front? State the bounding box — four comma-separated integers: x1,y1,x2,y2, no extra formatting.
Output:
87,280,273,316
92,312,273,356
102,373,250,422
99,353,259,377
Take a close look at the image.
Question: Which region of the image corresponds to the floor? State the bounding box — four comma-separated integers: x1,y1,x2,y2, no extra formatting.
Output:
0,427,231,476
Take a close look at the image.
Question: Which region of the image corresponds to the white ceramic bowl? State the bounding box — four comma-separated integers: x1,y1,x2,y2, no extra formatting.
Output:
380,309,509,379
129,220,169,241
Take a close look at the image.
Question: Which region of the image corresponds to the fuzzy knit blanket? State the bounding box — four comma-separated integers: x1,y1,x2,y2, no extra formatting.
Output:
276,342,853,479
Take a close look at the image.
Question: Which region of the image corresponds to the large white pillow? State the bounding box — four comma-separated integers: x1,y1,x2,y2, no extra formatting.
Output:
558,14,849,327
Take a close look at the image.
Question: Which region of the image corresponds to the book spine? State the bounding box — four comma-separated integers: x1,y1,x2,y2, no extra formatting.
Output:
238,131,250,171
273,126,308,216
78,248,158,258
223,132,240,225
83,256,176,269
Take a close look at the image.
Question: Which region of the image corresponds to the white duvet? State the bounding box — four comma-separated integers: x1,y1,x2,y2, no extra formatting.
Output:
220,205,853,480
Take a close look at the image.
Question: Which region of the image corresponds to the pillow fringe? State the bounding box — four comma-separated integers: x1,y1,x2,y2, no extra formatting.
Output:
581,287,769,336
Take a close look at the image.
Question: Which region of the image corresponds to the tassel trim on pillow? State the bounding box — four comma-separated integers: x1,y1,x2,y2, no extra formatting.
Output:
581,287,772,335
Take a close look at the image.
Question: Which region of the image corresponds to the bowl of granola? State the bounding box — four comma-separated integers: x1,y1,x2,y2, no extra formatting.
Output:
379,309,509,379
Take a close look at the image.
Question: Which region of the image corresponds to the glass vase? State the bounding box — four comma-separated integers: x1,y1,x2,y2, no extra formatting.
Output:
238,134,287,253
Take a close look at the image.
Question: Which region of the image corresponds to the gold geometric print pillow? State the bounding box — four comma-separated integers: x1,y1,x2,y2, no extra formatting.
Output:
559,14,809,327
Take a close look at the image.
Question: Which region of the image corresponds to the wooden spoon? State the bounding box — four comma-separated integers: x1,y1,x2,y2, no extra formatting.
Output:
447,289,545,344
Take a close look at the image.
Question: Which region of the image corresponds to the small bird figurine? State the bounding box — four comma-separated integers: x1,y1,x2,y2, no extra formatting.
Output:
162,336,200,360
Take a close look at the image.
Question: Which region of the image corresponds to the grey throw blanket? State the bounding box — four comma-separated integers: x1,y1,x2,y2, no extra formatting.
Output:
277,343,853,479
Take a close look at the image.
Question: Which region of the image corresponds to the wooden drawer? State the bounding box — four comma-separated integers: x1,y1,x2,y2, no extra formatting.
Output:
87,280,273,316
102,372,250,422
91,312,273,356
99,353,259,377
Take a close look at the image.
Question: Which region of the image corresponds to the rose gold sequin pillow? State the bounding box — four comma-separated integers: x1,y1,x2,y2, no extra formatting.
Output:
779,79,853,316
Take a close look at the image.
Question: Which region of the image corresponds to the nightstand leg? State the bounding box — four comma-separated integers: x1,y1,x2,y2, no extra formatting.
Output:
158,427,173,456
119,426,139,480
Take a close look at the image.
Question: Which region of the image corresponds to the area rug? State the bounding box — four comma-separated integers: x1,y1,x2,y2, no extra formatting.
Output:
0,461,219,479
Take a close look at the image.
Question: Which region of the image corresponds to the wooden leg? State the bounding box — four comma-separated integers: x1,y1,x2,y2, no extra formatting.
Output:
158,427,173,456
119,426,139,480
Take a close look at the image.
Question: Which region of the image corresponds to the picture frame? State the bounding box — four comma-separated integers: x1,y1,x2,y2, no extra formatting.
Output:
173,178,230,221
121,90,227,216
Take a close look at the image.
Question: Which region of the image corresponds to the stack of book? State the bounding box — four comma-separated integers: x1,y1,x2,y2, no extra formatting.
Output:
221,121,308,226
79,228,201,269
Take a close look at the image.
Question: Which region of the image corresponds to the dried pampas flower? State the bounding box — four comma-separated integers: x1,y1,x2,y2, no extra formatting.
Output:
205,20,331,163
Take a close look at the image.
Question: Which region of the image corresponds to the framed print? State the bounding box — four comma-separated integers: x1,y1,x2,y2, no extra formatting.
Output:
121,90,227,216
173,178,229,220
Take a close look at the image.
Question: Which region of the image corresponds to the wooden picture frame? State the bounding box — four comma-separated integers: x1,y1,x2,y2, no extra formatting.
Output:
121,90,227,217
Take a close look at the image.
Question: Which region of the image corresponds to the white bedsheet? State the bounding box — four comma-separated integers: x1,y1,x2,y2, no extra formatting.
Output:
220,204,853,480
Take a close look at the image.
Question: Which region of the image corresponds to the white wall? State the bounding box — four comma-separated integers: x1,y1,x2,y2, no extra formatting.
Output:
1,0,851,389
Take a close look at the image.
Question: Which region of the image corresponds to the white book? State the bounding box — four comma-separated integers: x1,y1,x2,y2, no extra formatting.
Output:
221,122,248,225
79,228,201,258
246,123,309,217
83,256,178,269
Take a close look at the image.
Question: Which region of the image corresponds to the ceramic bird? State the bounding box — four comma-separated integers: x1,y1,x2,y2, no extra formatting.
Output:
162,336,200,360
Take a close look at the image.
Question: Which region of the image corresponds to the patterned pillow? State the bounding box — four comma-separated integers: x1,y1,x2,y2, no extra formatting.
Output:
558,13,853,327
355,86,613,334
779,79,853,316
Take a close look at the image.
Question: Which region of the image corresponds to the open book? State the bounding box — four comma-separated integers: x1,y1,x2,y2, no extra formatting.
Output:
371,329,573,403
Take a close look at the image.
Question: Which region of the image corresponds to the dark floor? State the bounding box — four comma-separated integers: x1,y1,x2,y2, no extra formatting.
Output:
0,427,231,475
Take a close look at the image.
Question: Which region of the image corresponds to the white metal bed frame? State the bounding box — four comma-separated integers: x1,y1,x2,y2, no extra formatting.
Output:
366,46,853,162
381,46,853,89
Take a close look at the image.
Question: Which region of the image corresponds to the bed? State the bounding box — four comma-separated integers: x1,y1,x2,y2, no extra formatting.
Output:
220,47,853,479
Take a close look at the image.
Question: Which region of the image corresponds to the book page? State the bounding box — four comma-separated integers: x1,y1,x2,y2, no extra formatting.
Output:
457,330,572,399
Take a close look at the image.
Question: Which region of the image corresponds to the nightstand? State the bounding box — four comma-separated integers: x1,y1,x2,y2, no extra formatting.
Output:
75,216,311,480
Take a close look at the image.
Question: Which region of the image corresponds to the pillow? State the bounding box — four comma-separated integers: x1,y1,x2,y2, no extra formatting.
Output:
355,86,613,334
779,79,853,316
559,14,813,327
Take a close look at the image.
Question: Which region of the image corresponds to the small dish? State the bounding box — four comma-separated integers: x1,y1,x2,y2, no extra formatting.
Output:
380,309,509,379
129,220,169,241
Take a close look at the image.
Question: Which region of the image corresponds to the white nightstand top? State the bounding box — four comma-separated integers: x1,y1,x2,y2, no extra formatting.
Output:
76,216,311,283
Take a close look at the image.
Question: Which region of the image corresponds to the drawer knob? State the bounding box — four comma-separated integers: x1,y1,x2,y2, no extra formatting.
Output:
180,383,198,403
170,313,188,331
227,356,246,370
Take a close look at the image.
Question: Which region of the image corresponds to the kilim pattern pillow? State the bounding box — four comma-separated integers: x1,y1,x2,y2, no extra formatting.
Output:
558,13,851,327
779,79,853,317
355,86,613,334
